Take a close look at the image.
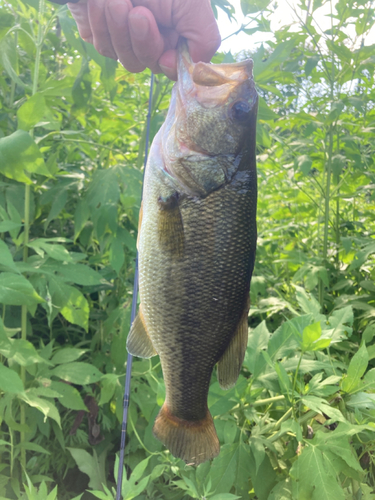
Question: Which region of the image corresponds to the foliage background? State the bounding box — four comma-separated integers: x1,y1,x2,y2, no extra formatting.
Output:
0,0,374,498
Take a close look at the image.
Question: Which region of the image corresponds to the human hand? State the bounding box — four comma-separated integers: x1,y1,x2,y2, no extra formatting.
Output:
67,0,221,80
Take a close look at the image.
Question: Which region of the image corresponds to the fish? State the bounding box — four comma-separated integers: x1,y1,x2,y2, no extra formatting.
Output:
126,40,258,465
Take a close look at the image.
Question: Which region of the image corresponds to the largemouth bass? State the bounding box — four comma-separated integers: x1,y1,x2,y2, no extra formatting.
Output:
127,41,258,465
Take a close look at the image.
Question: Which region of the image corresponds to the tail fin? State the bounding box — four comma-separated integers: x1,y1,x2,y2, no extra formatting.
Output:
153,404,219,465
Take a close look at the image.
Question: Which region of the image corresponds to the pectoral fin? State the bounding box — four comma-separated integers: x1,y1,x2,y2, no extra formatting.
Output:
217,296,250,390
126,306,157,358
157,193,184,258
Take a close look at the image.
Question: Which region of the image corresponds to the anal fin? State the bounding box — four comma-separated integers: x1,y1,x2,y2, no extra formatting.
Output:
126,305,157,358
217,296,250,390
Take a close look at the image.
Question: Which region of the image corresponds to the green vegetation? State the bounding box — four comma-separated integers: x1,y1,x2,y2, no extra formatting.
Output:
0,0,374,498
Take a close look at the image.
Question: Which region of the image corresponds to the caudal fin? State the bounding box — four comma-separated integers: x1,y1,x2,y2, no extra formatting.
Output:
153,404,219,465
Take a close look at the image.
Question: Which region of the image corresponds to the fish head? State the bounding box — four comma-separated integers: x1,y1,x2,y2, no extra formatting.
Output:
160,40,258,195
176,42,257,156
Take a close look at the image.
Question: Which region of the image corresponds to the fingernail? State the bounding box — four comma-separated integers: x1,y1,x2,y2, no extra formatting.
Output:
129,13,149,41
108,0,129,27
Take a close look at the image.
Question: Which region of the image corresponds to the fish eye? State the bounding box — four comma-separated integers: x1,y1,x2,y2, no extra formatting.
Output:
231,100,251,123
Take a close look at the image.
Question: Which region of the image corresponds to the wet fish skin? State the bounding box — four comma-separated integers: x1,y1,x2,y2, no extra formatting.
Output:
127,42,258,465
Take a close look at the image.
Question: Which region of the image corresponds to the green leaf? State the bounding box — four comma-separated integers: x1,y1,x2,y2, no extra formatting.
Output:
290,440,345,500
51,348,86,365
57,263,106,286
249,441,277,499
86,168,121,209
99,374,119,405
0,363,24,393
1,338,51,366
50,381,87,411
274,361,291,396
297,154,312,175
68,448,106,491
210,495,241,500
0,272,44,307
44,188,68,230
109,235,124,275
257,97,278,121
18,392,61,427
268,315,311,360
241,0,270,15
48,277,89,331
18,441,51,455
349,368,375,395
331,154,346,176
301,322,330,352
28,239,74,262
346,392,375,411
0,240,20,273
0,130,50,183
325,306,353,342
0,220,23,233
117,227,136,252
243,320,269,378
122,457,151,500
234,441,252,499
0,37,30,90
209,444,238,494
341,343,369,394
51,362,102,384
208,377,247,416
74,199,90,241
301,396,346,423
305,56,320,76
295,286,321,316
17,93,47,131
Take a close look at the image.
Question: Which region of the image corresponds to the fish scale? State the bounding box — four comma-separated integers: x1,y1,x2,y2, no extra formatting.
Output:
127,41,258,464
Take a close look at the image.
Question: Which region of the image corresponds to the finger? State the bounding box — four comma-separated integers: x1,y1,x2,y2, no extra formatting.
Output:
158,49,178,81
128,6,165,74
173,0,221,64
68,0,93,43
87,0,117,59
105,0,146,73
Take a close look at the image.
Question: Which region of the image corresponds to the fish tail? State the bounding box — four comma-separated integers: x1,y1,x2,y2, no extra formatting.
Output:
153,404,219,465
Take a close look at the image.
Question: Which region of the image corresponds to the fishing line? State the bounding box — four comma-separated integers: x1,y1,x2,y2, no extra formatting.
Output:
116,72,154,500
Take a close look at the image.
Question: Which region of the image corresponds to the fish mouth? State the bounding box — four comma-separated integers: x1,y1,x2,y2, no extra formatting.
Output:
177,38,254,108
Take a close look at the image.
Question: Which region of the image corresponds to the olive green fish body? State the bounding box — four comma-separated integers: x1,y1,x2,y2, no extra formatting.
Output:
127,42,258,464
139,144,256,421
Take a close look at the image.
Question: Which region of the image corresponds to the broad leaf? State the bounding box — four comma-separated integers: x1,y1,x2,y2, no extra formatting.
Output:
0,273,44,307
0,130,50,183
51,362,102,384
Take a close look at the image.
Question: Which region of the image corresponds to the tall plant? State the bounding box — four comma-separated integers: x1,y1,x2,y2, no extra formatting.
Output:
0,0,374,498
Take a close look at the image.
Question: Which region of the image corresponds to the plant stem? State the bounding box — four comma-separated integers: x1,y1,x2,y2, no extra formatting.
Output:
251,395,285,407
335,129,340,268
20,0,45,474
319,1,335,308
20,182,30,472
273,407,293,433
291,352,304,418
